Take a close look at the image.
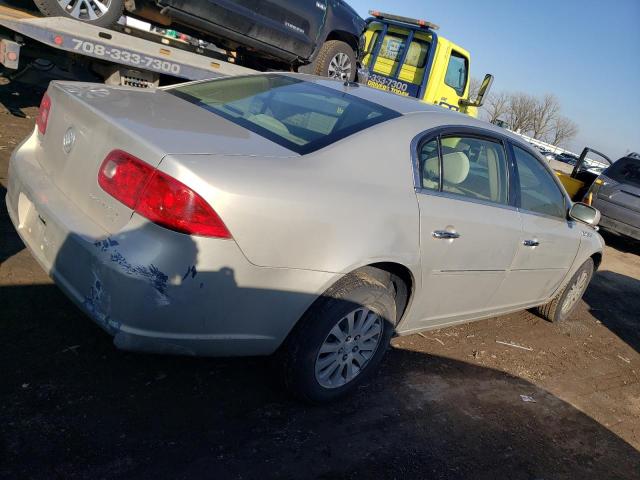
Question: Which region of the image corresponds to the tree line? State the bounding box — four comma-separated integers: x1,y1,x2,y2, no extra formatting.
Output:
470,78,579,148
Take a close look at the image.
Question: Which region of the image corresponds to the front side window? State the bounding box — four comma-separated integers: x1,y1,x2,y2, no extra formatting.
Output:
514,146,566,218
170,74,400,154
444,51,468,96
418,135,509,205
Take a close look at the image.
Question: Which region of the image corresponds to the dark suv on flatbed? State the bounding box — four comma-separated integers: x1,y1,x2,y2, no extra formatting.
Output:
32,0,365,80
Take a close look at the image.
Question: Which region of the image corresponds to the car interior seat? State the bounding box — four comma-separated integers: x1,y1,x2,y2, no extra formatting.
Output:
422,151,470,193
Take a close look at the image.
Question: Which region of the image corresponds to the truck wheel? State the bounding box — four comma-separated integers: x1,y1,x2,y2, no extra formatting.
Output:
537,258,594,323
33,0,124,28
280,269,397,403
312,40,357,81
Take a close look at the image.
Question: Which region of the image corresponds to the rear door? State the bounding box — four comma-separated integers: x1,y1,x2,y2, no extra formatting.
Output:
497,144,580,307
251,0,327,57
408,129,523,328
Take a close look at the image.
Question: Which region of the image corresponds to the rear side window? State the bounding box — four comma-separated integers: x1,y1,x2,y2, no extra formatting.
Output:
418,135,509,205
444,51,468,96
170,75,400,154
604,158,640,187
514,146,566,218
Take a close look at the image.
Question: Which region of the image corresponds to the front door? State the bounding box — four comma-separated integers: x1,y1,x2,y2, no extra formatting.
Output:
496,144,581,307
407,132,522,329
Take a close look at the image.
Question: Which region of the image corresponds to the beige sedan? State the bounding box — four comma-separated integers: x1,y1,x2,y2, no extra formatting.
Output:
6,73,603,402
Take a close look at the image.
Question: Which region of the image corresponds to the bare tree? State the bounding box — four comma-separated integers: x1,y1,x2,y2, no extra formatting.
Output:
530,94,561,140
482,91,509,124
546,116,578,146
506,92,536,133
477,86,578,147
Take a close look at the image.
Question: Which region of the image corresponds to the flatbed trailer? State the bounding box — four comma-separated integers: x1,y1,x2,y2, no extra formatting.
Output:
0,1,255,87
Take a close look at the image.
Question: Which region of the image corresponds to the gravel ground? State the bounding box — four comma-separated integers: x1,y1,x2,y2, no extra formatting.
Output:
1,76,639,479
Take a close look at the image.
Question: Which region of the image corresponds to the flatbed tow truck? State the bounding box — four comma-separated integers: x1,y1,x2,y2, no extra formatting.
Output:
0,1,254,87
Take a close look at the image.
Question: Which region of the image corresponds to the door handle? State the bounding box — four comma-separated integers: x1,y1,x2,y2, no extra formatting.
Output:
433,230,460,240
523,239,540,247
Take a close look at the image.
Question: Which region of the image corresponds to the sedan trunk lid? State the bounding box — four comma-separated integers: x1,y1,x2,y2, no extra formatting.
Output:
34,81,295,234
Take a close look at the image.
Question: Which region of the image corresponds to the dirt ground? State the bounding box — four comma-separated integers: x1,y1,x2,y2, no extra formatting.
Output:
1,77,639,479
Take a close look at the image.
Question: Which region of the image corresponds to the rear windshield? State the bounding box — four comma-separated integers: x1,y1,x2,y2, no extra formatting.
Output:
605,157,640,187
169,75,400,154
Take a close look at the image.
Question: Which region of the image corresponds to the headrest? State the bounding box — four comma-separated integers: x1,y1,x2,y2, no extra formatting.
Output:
423,155,439,182
442,151,470,185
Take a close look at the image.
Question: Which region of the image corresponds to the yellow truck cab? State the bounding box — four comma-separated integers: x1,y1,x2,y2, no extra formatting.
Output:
358,11,492,117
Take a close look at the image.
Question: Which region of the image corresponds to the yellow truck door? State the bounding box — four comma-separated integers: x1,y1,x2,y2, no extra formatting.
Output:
423,41,471,114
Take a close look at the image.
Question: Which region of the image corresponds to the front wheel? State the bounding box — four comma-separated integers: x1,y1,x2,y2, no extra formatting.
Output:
33,0,124,28
537,258,594,323
280,270,397,403
310,40,357,81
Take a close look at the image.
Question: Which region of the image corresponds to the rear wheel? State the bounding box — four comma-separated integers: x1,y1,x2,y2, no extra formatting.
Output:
537,258,594,323
311,40,357,81
280,270,397,403
33,0,124,27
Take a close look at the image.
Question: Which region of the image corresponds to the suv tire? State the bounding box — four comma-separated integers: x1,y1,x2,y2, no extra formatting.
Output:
311,40,357,81
33,0,124,28
280,269,397,403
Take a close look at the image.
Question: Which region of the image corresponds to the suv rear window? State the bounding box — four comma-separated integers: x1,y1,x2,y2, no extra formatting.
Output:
170,75,400,154
604,157,640,187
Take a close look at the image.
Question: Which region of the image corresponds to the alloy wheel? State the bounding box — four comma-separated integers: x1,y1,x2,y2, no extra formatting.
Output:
327,52,352,80
57,0,112,21
314,307,383,389
561,270,589,315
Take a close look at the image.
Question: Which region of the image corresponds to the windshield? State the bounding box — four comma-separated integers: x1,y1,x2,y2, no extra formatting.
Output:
604,157,640,188
170,75,400,154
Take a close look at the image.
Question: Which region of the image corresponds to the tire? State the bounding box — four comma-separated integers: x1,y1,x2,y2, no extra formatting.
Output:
280,269,397,403
310,40,357,81
537,258,594,323
33,0,124,28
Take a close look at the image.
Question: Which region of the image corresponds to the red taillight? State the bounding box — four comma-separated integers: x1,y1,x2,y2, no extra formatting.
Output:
98,150,154,209
98,150,231,239
36,93,51,135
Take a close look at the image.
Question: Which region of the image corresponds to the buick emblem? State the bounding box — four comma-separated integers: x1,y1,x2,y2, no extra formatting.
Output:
62,127,76,153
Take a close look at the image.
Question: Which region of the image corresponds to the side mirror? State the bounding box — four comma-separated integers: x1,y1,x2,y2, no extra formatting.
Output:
459,73,494,108
569,202,601,227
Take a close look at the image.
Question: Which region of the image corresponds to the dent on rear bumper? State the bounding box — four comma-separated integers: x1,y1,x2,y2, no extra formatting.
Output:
6,138,339,357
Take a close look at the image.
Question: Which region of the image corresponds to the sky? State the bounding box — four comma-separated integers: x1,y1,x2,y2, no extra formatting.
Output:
349,0,640,159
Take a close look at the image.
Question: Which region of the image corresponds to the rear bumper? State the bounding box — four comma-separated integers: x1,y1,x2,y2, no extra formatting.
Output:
7,133,338,356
